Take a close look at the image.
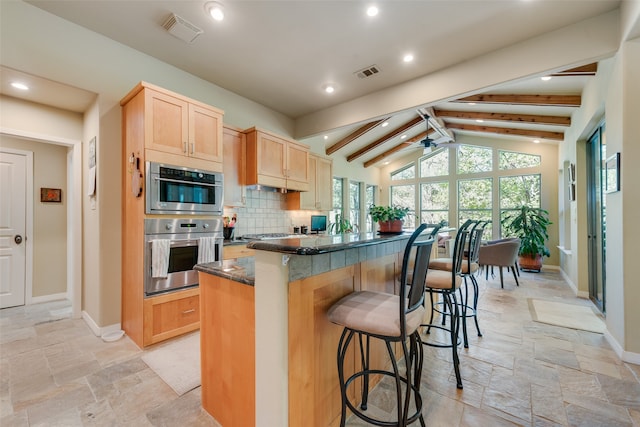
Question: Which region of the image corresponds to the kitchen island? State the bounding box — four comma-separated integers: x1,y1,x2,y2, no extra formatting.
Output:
195,231,421,427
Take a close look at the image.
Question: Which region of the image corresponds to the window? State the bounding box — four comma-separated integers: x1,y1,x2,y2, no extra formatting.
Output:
458,178,492,236
391,164,415,180
390,184,415,229
499,174,541,236
457,145,492,174
365,184,376,232
331,177,343,227
420,149,448,177
499,150,541,170
349,181,361,230
420,182,448,224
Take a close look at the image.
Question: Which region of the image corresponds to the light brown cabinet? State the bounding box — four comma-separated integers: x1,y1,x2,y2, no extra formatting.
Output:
142,288,200,346
222,244,255,260
124,82,224,172
222,126,246,207
286,153,332,210
244,127,310,191
120,82,224,348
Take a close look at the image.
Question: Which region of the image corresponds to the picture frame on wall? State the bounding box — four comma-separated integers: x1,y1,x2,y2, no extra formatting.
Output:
41,188,62,203
569,163,576,182
568,183,576,201
605,152,620,194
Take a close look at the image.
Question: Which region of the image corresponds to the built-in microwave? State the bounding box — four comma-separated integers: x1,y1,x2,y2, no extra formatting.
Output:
146,162,223,215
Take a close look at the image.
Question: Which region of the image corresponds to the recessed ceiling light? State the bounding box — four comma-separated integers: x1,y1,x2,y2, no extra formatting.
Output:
467,102,476,106
323,84,335,94
533,139,541,143
323,135,328,140
381,121,389,127
541,76,552,81
11,82,29,91
400,134,407,139
476,119,484,123
205,2,224,21
403,54,414,63
383,161,390,165
366,6,379,17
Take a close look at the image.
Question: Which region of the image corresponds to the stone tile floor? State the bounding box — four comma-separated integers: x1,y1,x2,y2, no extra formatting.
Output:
1,269,638,426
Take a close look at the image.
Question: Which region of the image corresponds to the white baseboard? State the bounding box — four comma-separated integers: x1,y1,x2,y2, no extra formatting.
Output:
557,268,589,299
30,292,68,304
81,310,122,337
604,330,640,365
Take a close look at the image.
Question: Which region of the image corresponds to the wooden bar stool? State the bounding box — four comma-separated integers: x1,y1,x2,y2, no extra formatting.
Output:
327,224,435,426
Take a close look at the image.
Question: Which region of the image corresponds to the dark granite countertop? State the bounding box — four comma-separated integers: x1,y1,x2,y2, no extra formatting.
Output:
223,239,249,246
195,257,255,285
245,231,412,255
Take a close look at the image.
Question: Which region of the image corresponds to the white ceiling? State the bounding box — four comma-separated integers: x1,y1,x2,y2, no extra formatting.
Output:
2,0,623,167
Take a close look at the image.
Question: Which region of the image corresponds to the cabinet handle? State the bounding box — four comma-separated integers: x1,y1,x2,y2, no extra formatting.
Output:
183,141,188,154
182,308,196,314
190,143,195,155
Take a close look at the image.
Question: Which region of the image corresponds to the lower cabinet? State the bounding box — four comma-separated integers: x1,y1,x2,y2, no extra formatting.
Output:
222,244,255,260
142,287,200,346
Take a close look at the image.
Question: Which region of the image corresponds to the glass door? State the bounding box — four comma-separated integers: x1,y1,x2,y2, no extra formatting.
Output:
586,124,606,313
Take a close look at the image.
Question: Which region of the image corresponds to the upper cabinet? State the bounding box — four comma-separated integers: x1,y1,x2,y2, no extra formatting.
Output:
121,82,224,172
286,153,333,210
244,127,310,191
222,126,246,207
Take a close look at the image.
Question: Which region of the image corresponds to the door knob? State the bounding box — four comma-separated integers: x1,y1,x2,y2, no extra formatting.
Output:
14,235,23,244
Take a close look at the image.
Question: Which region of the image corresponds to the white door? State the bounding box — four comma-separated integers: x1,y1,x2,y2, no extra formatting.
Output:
0,151,27,308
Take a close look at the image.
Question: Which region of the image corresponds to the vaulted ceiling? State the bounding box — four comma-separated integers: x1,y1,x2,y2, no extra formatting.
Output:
322,64,596,167
2,1,620,168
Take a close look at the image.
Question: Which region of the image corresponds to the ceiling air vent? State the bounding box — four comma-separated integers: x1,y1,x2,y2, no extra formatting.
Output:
354,65,381,79
162,13,203,44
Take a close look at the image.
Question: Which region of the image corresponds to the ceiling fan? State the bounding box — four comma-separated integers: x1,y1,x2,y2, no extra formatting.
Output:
409,110,459,154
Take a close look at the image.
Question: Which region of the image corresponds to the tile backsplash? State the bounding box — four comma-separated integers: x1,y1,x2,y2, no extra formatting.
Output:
223,190,325,237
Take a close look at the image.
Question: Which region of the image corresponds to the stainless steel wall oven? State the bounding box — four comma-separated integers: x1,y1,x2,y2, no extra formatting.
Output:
144,218,223,296
146,161,223,215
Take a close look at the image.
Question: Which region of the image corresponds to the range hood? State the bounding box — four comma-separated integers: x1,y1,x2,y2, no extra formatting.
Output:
245,184,301,193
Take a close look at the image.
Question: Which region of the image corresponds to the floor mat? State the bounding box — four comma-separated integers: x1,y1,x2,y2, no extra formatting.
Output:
528,299,605,334
141,331,200,396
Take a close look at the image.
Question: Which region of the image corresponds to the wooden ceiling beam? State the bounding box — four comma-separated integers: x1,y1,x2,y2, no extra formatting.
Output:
325,117,389,156
363,131,427,168
551,63,597,76
454,94,581,107
434,109,571,126
363,143,413,168
346,116,423,162
446,123,564,141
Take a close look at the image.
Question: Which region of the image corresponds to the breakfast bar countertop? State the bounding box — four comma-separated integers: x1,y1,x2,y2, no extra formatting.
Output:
244,231,414,255
195,257,255,285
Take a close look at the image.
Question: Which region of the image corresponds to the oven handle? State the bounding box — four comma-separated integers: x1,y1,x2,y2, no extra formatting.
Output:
153,177,222,188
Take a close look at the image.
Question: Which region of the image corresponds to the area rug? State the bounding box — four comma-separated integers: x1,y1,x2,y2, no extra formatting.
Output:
141,331,200,396
528,299,605,334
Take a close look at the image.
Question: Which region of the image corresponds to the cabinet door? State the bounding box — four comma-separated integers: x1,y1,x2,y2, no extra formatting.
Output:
315,156,333,210
145,89,189,156
189,104,223,162
285,141,310,191
222,127,246,207
257,133,287,186
298,155,317,209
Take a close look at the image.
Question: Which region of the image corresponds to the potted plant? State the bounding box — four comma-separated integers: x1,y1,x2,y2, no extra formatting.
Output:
329,213,356,234
501,205,552,272
369,205,410,233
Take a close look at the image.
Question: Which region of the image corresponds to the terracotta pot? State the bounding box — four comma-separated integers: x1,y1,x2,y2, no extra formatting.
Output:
378,219,404,233
518,253,543,272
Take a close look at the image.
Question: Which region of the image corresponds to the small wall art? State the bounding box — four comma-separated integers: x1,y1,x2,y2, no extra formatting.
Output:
605,152,620,194
41,188,62,203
